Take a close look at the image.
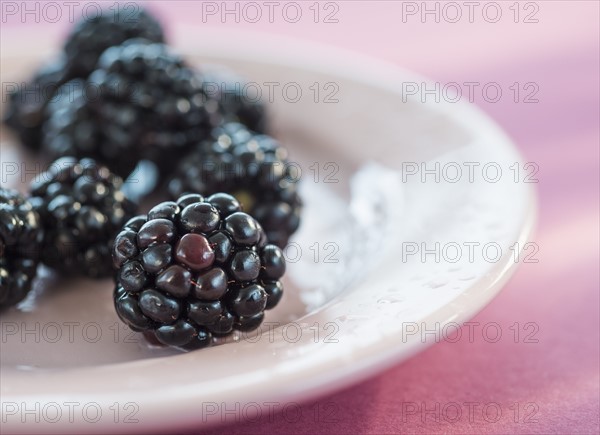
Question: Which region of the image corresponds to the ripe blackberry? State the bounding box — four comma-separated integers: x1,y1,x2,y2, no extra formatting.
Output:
43,79,138,179
112,194,285,348
30,157,137,278
168,123,301,247
51,39,213,178
202,68,268,133
64,6,164,77
0,188,43,309
2,56,71,152
4,7,164,153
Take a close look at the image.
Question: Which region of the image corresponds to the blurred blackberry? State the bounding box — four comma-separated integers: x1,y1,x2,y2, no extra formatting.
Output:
75,39,213,176
168,123,301,247
64,6,164,77
113,193,285,348
30,157,137,278
43,79,138,179
0,188,43,309
202,68,268,133
3,56,70,152
4,7,164,153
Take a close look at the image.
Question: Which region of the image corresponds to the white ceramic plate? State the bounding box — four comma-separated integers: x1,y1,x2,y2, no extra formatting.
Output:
0,28,535,434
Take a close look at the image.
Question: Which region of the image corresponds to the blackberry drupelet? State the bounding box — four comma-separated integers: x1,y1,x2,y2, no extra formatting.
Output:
64,6,164,77
202,68,268,133
168,123,301,247
3,56,71,152
30,157,137,278
0,188,43,309
112,193,286,348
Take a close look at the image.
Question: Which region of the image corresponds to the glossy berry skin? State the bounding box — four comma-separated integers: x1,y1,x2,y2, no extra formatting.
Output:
113,194,286,349
30,157,136,278
0,188,43,309
168,123,302,247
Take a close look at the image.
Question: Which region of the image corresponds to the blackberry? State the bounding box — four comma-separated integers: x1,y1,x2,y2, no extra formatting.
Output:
43,79,138,179
202,68,268,133
92,40,213,166
47,39,213,178
4,7,164,153
112,193,285,348
3,56,71,152
64,6,164,77
0,188,43,309
168,123,301,247
30,157,137,278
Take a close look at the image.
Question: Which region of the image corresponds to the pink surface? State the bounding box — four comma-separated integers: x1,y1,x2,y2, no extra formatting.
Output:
2,1,599,434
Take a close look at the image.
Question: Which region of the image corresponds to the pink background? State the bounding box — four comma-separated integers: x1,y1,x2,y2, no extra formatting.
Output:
2,1,599,433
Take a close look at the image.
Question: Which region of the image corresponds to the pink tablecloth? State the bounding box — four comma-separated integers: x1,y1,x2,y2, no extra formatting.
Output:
2,1,598,433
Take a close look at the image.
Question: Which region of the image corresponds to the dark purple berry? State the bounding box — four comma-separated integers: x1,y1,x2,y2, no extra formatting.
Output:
176,193,204,209
45,40,213,180
156,265,192,298
5,8,164,163
230,250,261,281
260,245,286,280
155,320,199,347
208,231,232,264
113,196,285,349
141,244,172,273
192,268,228,300
208,311,235,336
207,193,241,217
187,328,212,349
138,289,181,323
224,212,260,246
228,284,267,317
263,281,284,310
0,188,43,309
30,158,136,278
113,229,138,268
168,123,301,247
124,216,147,231
188,300,223,325
137,219,175,249
114,289,152,331
236,313,265,332
174,233,215,271
147,201,180,221
119,261,147,292
180,203,220,233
